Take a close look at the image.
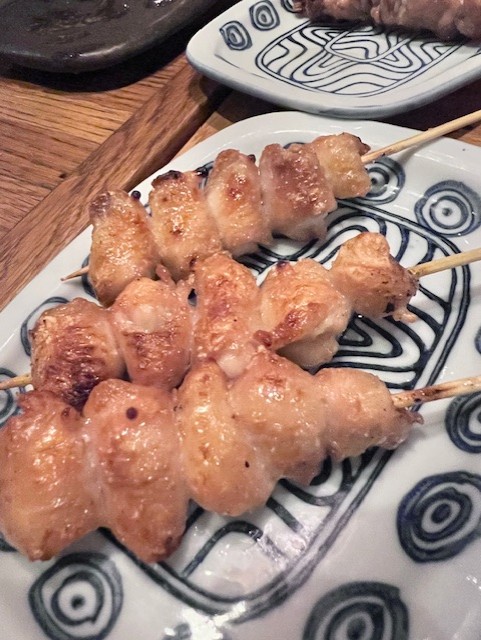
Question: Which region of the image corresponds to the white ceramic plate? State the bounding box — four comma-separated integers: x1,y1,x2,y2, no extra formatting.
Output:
2,111,481,639
186,0,481,119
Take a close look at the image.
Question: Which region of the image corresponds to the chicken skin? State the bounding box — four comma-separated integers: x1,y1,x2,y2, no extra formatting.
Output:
259,259,352,367
110,272,192,389
30,297,124,410
149,170,222,281
330,232,418,322
259,142,337,241
89,191,159,307
192,252,263,378
205,149,272,256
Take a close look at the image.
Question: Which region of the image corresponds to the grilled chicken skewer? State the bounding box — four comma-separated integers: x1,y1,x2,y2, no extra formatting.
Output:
2,337,479,565
26,267,192,410
0,232,421,402
2,233,480,401
63,110,481,300
64,132,370,306
0,348,423,563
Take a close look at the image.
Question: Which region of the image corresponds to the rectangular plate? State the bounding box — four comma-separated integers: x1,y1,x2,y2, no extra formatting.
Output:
187,0,481,118
1,112,481,639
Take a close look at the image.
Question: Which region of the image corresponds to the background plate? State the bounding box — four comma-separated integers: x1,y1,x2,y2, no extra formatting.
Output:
187,0,481,118
1,111,481,639
0,0,223,73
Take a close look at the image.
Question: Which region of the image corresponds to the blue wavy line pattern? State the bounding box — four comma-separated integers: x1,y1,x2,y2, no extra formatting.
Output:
249,0,280,31
220,20,252,50
363,158,406,204
0,532,15,552
280,0,297,12
0,368,24,428
476,325,481,354
414,180,481,235
218,8,478,97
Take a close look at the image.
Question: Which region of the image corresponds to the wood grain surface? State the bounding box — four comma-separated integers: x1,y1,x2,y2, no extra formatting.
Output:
0,0,237,310
0,57,229,309
3,13,481,312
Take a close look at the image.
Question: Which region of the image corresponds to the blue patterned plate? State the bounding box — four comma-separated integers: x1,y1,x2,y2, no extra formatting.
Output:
2,111,481,638
187,0,481,118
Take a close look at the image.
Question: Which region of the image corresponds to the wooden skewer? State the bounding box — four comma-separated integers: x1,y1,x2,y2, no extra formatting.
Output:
62,244,481,284
393,374,481,409
61,265,89,282
0,373,32,391
3,372,481,411
361,108,481,164
408,247,481,279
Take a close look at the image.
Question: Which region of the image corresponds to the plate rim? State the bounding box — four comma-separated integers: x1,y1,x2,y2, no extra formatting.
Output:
186,0,481,118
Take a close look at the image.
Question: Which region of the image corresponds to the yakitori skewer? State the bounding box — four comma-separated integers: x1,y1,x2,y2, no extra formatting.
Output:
61,244,481,284
2,234,479,396
2,236,481,396
1,342,480,564
361,109,481,164
392,374,481,409
408,247,481,279
62,265,88,281
60,109,481,295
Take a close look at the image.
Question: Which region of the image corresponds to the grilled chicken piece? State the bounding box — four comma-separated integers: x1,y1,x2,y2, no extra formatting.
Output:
89,191,159,307
309,133,371,199
316,367,422,460
110,272,192,389
330,232,418,322
193,252,263,378
205,149,272,256
259,143,337,241
456,0,481,39
0,382,190,564
84,380,189,563
0,391,97,560
30,298,124,410
149,170,222,281
259,259,352,367
229,349,329,485
83,135,373,306
177,361,275,515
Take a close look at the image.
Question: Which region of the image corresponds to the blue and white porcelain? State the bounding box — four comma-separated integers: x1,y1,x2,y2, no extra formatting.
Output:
187,0,481,118
2,112,481,638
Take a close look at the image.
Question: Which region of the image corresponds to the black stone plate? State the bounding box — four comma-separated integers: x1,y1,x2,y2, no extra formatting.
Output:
0,0,222,73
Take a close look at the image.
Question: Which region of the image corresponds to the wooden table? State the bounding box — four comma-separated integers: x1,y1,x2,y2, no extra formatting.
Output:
2,14,481,312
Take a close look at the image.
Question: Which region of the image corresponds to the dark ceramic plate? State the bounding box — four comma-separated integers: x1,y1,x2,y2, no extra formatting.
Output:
0,0,220,73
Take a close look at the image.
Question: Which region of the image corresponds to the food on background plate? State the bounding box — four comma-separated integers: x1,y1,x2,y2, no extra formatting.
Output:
295,0,481,41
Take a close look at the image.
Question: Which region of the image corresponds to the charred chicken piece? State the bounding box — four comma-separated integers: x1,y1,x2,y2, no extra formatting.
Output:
30,297,124,410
